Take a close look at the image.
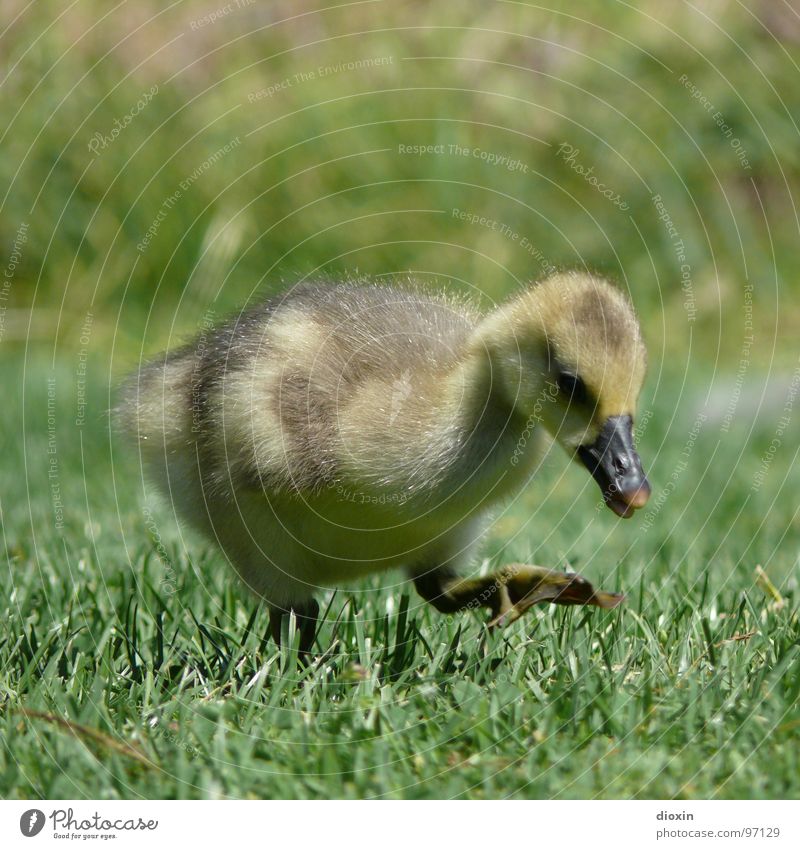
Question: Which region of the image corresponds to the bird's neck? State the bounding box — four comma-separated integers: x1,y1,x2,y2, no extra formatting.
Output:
451,297,547,440
428,325,547,503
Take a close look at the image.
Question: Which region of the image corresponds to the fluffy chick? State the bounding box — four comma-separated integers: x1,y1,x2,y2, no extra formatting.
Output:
117,272,650,651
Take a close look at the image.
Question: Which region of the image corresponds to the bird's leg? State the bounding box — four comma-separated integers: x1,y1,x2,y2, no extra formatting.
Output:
413,564,623,628
413,566,515,621
269,598,320,658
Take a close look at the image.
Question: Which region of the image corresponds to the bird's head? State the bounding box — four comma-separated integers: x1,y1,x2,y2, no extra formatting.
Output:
477,272,651,517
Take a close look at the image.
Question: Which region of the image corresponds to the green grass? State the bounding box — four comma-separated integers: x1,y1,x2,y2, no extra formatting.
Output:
2,356,799,799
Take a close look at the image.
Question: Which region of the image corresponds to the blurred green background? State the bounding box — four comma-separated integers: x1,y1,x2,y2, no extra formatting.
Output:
2,0,800,800
3,0,798,362
4,0,799,533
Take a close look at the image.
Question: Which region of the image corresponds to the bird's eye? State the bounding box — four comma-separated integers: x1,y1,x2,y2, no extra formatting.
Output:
557,372,588,404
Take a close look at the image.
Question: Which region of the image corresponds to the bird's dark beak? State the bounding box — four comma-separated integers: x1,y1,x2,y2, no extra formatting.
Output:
577,415,650,518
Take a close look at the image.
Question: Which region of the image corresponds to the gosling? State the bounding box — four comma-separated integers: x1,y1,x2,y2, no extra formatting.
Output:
117,272,650,653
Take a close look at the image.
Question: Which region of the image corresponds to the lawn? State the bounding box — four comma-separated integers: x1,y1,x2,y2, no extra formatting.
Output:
2,0,800,800
2,353,798,799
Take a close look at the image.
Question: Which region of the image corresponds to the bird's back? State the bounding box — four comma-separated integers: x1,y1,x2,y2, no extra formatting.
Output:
270,280,479,381
118,280,482,507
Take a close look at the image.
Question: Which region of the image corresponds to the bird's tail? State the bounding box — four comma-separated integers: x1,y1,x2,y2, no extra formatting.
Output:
113,347,197,485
